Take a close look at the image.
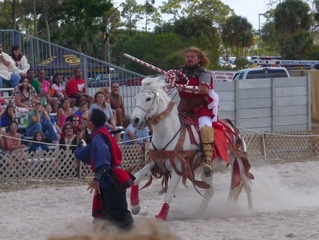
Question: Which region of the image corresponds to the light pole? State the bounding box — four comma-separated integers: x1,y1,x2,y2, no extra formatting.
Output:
258,13,265,58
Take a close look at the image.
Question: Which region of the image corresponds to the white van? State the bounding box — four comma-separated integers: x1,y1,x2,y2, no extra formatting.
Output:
233,67,290,80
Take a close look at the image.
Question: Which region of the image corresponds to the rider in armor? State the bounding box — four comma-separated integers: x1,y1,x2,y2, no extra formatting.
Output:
166,46,217,176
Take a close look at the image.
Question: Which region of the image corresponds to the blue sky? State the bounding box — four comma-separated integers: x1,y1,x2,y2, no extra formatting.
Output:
221,0,270,29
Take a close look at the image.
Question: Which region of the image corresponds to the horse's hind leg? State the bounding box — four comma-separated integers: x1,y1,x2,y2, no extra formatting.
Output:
156,162,182,221
130,161,155,215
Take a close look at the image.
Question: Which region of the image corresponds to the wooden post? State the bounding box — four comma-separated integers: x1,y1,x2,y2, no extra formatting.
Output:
262,132,267,160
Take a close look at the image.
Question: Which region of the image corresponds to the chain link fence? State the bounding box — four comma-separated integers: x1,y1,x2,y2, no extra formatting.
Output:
1,131,318,182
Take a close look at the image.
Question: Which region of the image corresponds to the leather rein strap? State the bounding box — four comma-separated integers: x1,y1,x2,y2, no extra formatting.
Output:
148,101,175,126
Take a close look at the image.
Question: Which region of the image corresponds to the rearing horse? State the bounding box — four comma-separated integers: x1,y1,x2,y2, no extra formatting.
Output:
129,75,254,220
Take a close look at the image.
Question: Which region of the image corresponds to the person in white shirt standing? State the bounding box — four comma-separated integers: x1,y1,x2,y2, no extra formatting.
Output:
0,43,20,88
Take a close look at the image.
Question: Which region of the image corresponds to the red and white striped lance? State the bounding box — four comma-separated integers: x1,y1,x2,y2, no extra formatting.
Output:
123,53,167,74
123,53,190,93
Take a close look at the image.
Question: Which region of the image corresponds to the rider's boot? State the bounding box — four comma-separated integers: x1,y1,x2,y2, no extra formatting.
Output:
200,125,215,177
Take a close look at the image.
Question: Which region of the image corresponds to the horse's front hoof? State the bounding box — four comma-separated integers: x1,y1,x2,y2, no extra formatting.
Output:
156,203,170,221
131,204,140,215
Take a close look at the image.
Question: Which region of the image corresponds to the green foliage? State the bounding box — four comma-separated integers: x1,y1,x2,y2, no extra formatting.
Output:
112,31,184,74
261,21,281,56
4,0,319,73
274,0,311,43
235,58,249,69
280,30,313,59
304,44,319,60
221,15,254,57
272,0,313,59
120,0,142,31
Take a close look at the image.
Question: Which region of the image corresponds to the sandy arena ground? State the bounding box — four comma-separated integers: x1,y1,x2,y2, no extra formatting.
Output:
1,157,319,240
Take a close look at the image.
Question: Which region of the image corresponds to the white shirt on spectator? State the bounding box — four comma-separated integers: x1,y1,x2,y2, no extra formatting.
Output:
13,55,30,75
0,52,15,80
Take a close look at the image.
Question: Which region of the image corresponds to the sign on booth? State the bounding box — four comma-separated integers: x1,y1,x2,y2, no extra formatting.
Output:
211,71,236,82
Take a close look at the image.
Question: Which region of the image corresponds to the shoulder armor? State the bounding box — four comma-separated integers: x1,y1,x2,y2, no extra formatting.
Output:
199,66,210,73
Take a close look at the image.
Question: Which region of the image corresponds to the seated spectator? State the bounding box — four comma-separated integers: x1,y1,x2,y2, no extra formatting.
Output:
0,43,20,88
79,113,90,144
37,70,59,112
100,86,111,104
43,103,61,135
122,122,150,154
28,130,49,157
1,104,16,128
26,69,42,95
100,86,117,121
74,102,88,117
65,67,93,107
4,120,25,156
25,99,58,143
65,114,81,134
10,45,30,78
88,91,117,131
87,91,120,141
51,73,76,108
61,114,89,141
56,122,82,176
58,122,78,153
109,82,125,126
56,98,73,128
13,77,37,116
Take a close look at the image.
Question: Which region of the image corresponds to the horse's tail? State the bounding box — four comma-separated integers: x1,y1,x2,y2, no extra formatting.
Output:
220,119,254,204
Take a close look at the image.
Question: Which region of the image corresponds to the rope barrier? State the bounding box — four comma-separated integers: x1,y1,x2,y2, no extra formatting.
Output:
1,133,152,148
1,126,316,151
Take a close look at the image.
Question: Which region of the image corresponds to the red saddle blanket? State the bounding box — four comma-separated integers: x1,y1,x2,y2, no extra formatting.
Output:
180,113,233,164
213,123,230,163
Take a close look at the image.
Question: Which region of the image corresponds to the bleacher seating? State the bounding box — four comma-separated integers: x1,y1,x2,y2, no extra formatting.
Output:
0,88,58,144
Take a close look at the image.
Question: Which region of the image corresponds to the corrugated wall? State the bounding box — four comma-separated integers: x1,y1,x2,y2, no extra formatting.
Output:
215,75,311,131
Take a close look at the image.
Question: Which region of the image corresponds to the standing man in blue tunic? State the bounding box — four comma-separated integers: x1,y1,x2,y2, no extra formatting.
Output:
75,108,134,230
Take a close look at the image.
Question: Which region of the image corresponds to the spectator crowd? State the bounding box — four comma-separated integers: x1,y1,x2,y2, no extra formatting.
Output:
0,43,150,161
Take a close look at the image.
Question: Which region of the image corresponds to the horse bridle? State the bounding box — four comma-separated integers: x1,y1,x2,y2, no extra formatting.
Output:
135,89,164,127
135,89,184,151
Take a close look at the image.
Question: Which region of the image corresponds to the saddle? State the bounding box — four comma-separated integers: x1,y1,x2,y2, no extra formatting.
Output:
179,112,231,164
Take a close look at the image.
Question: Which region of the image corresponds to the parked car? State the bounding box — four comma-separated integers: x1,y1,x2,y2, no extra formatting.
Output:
233,67,290,80
88,72,122,87
88,73,144,87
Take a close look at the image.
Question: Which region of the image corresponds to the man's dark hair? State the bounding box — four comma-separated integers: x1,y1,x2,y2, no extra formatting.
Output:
90,108,106,128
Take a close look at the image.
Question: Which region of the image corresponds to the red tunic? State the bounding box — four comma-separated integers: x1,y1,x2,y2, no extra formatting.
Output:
178,74,214,118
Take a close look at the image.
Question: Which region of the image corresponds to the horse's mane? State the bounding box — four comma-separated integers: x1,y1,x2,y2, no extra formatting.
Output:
141,75,171,103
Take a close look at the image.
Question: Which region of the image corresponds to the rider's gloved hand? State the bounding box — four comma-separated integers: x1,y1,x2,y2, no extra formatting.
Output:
165,70,177,84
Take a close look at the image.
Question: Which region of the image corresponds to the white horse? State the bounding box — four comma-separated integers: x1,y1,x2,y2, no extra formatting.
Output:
129,75,254,220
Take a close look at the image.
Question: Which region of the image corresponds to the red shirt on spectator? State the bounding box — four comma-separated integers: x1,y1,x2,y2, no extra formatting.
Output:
65,77,86,96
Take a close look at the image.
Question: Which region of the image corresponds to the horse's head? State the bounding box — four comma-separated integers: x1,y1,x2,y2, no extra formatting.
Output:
130,75,171,129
